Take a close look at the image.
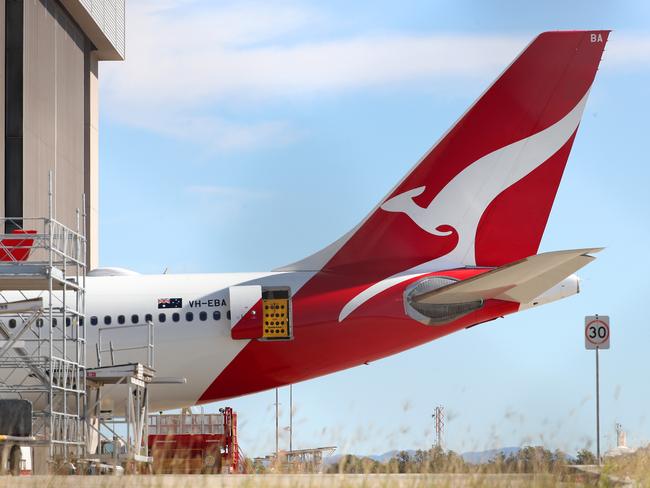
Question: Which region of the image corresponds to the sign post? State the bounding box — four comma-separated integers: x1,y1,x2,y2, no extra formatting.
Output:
585,315,610,465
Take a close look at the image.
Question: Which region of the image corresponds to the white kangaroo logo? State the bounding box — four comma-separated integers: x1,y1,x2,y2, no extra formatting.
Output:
380,186,453,236
339,91,590,322
380,91,589,266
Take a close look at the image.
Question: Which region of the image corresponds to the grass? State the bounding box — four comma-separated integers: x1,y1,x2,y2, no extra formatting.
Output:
0,473,597,488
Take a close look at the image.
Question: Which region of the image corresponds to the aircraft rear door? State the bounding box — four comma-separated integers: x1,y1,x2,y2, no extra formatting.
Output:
229,285,263,340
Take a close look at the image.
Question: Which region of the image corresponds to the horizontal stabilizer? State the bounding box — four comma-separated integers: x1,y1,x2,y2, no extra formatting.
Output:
412,248,602,305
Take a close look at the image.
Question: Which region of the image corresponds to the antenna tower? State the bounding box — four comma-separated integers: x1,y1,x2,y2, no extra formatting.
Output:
432,405,444,449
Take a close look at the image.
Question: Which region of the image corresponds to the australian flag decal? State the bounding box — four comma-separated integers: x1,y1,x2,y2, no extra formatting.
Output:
158,297,182,309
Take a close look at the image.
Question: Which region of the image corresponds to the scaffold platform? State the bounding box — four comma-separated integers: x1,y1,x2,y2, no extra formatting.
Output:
0,178,88,474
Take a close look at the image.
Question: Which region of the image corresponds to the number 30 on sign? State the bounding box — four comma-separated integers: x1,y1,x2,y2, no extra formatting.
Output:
585,315,610,350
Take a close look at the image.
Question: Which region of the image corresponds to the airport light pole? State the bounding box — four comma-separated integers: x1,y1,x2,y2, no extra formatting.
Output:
275,387,279,462
289,384,293,453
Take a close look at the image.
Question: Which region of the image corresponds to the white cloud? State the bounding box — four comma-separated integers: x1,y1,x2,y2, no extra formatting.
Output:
185,184,271,217
104,2,524,106
120,108,295,150
101,2,650,151
605,33,650,66
186,185,269,199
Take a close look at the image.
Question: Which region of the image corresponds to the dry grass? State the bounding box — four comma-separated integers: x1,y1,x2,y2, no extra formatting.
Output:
602,447,650,485
0,473,591,488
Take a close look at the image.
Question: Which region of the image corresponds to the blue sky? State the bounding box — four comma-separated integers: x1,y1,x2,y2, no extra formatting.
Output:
98,1,650,457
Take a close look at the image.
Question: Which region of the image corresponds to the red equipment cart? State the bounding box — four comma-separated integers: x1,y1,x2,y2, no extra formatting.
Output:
147,407,240,474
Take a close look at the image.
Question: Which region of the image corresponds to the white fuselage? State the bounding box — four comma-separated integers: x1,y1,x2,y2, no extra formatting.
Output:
83,271,314,411
1,267,579,413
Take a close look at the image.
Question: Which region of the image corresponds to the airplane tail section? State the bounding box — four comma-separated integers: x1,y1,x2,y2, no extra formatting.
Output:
278,30,609,277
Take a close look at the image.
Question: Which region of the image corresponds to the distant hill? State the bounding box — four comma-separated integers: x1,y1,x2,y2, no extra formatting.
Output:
367,450,415,463
326,447,521,465
461,447,520,464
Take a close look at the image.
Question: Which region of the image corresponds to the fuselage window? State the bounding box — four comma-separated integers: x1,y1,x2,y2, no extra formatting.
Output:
131,314,139,324
36,318,43,328
52,318,57,327
226,310,231,320
79,317,84,327
91,316,98,326
158,313,166,323
66,317,71,327
117,315,125,325
213,310,221,321
104,316,111,325
145,313,152,323
186,312,193,322
8,319,16,329
172,313,180,322
199,311,207,321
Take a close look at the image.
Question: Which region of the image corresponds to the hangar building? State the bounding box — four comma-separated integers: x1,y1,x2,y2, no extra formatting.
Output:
2,0,125,268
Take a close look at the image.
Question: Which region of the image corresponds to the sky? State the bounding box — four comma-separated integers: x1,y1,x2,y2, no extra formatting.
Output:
98,0,650,458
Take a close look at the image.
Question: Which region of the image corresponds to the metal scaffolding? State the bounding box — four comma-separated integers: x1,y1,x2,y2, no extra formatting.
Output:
0,176,87,471
85,321,155,473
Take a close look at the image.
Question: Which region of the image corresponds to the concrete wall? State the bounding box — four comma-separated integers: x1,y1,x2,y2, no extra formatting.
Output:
0,0,119,269
76,0,124,58
0,1,4,219
61,0,124,60
23,0,88,236
85,51,99,269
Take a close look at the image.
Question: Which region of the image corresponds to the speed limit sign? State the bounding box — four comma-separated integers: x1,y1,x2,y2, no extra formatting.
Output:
585,315,610,350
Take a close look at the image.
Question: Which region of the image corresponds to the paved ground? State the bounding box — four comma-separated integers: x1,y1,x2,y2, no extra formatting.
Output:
0,473,581,488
